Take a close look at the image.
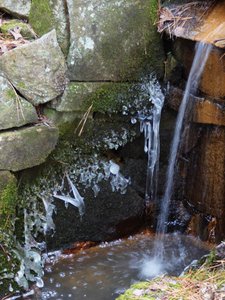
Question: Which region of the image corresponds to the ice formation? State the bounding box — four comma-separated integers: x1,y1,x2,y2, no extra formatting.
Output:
53,175,85,217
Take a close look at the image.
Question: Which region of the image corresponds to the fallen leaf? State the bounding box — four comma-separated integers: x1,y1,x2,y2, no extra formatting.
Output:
9,26,23,40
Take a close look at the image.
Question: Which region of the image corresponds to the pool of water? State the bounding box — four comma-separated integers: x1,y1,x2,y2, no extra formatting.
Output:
33,233,209,300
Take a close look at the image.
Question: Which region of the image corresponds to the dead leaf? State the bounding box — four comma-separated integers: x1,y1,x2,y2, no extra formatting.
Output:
0,44,8,53
9,26,23,40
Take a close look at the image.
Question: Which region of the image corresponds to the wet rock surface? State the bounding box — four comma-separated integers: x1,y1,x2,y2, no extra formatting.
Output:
0,30,68,105
47,183,144,249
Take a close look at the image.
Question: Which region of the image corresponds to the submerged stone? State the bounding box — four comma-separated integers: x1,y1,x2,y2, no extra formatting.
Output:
67,0,164,81
0,0,31,18
0,125,59,171
0,30,68,105
0,75,38,130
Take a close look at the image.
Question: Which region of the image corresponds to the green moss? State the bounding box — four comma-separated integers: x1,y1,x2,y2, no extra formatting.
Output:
29,0,54,36
0,173,18,229
17,82,26,89
0,20,36,39
6,89,15,100
0,173,19,298
150,0,159,24
88,84,131,113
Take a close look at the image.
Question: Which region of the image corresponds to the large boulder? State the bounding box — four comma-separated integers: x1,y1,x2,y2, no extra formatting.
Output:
0,0,31,18
0,76,38,130
0,30,68,105
0,125,59,171
67,0,164,81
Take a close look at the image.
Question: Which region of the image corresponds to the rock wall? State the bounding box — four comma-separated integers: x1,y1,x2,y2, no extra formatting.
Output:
0,0,165,295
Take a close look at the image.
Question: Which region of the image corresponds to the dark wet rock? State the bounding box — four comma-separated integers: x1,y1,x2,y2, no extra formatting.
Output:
47,183,145,249
0,125,59,171
0,30,68,105
0,0,31,18
67,0,164,81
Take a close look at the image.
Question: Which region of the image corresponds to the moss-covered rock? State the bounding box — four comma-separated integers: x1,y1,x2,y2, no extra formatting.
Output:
0,125,59,171
0,19,36,39
0,171,19,298
29,0,54,36
51,82,136,113
0,171,17,229
67,0,165,81
29,0,69,55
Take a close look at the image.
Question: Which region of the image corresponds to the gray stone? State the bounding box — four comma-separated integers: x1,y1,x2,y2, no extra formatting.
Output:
0,125,59,171
0,30,68,105
49,0,70,55
0,76,38,130
67,0,164,81
0,0,31,18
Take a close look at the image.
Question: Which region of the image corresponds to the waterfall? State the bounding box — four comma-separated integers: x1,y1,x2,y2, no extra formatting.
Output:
157,42,212,234
139,42,212,278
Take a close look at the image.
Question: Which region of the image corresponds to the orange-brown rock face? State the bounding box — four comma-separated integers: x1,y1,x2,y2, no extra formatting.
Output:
184,126,225,241
200,47,225,98
193,99,225,126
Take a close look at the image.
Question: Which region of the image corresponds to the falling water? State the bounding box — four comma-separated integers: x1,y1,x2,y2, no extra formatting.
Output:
157,42,212,234
139,42,212,278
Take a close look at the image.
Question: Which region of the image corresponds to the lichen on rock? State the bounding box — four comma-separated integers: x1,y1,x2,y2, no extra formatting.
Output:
0,75,38,130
